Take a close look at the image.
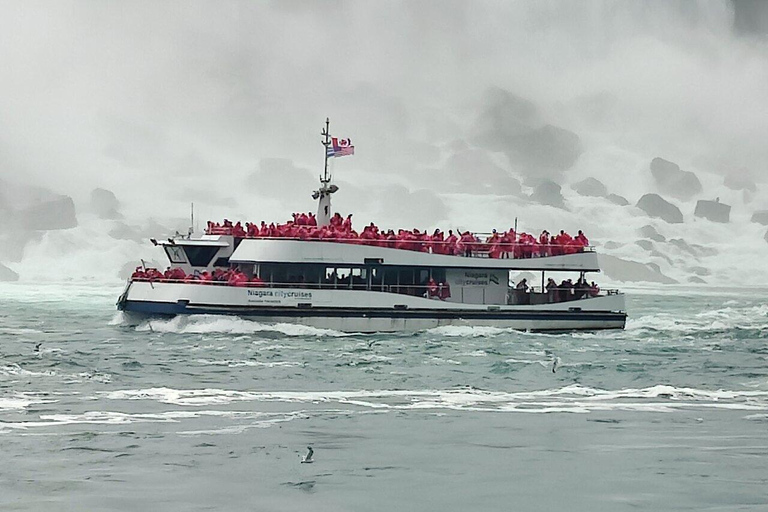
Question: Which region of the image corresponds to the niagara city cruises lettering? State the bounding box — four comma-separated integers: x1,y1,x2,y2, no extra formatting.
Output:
247,289,313,303
460,271,500,286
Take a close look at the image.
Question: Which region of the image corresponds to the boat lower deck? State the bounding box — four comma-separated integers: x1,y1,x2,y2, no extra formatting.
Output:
118,281,627,332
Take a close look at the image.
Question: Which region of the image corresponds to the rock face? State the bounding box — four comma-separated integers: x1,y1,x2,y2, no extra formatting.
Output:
91,188,122,219
20,196,77,231
636,193,683,223
638,225,666,242
694,199,730,223
751,210,768,225
724,168,757,192
530,180,566,209
606,193,629,206
650,157,703,201
473,88,582,177
441,149,521,195
0,262,19,282
572,177,607,197
598,254,677,284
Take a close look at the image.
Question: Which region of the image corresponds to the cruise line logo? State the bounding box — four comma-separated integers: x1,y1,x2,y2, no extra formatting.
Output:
247,289,313,300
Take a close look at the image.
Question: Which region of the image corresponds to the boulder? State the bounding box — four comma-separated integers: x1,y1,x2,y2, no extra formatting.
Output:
90,188,122,219
109,222,144,243
688,266,710,276
473,88,539,149
511,125,582,176
636,194,683,223
572,177,607,197
530,180,566,209
724,168,757,192
20,195,77,231
688,276,707,284
606,193,629,206
472,88,582,177
694,199,730,223
635,240,654,251
638,225,666,242
441,149,522,195
751,210,768,225
668,238,718,258
0,262,19,282
649,157,703,201
597,254,677,284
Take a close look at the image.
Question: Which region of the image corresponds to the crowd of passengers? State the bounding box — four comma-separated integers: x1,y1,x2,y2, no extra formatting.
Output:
131,266,265,287
130,267,602,304
512,277,601,304
205,212,590,259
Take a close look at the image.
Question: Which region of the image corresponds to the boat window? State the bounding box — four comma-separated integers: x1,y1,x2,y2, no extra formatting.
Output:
164,245,187,264
182,246,219,267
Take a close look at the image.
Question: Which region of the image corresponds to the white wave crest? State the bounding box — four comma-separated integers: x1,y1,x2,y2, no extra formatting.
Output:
134,315,349,337
628,304,768,333
101,384,768,413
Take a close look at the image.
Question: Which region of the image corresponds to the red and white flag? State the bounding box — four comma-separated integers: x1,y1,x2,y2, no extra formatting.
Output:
328,137,355,157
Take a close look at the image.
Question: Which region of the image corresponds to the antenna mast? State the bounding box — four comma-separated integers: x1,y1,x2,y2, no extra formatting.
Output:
321,117,331,184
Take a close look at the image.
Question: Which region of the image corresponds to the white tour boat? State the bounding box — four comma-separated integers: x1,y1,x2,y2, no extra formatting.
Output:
117,120,627,332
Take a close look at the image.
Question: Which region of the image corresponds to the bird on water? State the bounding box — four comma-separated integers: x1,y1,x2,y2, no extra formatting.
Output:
301,446,314,464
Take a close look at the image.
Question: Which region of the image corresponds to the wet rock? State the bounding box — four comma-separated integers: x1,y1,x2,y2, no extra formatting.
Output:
636,193,683,224
649,157,702,201
723,168,757,192
109,222,144,243
650,250,673,266
603,241,623,250
511,125,582,176
473,88,582,177
90,188,122,219
598,254,677,284
688,276,707,284
688,266,710,276
572,177,607,197
694,198,730,223
606,193,629,206
441,149,521,195
667,238,718,258
750,210,768,225
638,225,666,243
0,262,19,282
635,240,654,251
530,180,566,209
20,195,77,231
473,88,539,148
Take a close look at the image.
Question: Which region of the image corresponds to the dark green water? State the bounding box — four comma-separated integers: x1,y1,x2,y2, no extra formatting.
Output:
1,284,767,511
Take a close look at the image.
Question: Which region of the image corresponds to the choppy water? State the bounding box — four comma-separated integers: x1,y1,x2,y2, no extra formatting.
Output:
1,283,767,511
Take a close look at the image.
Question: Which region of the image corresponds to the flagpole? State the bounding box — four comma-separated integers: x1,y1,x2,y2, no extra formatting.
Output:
321,117,331,184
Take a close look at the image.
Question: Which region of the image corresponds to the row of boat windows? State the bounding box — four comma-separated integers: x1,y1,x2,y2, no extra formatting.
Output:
253,263,447,290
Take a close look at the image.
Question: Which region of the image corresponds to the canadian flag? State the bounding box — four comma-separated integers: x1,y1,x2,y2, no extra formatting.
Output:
332,137,352,150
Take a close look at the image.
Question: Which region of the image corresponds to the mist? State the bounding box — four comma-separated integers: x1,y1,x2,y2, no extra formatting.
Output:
1,0,768,285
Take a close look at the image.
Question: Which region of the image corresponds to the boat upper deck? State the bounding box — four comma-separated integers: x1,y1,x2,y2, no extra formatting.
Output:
228,238,601,272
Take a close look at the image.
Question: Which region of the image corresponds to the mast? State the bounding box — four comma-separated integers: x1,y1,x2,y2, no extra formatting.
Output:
313,117,339,227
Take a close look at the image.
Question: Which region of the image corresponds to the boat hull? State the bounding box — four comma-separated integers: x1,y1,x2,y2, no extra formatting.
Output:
118,282,627,332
